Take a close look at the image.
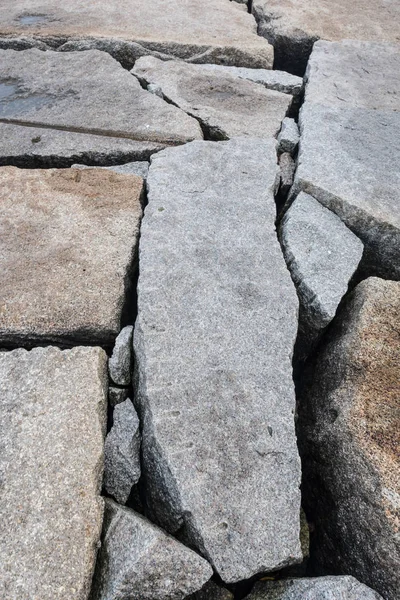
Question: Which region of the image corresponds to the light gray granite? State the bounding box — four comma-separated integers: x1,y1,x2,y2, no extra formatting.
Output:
278,118,300,155
72,161,149,179
109,326,134,387
248,576,383,599
279,152,296,197
134,138,302,583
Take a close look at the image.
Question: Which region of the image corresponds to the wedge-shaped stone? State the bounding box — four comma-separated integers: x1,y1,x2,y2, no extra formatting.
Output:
292,41,400,280
0,346,107,600
0,167,143,346
253,0,400,74
248,576,383,599
91,499,212,600
134,138,302,583
0,0,273,68
0,48,202,156
280,192,363,357
133,57,291,139
299,278,400,600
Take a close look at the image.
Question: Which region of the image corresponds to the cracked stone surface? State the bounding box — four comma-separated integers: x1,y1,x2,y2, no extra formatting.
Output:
0,346,108,600
72,161,149,179
91,499,213,600
291,40,400,279
133,56,292,139
0,0,273,68
299,277,400,600
0,167,143,347
134,138,302,583
104,399,141,504
248,576,383,599
280,191,363,356
0,48,202,163
278,118,300,155
253,0,400,74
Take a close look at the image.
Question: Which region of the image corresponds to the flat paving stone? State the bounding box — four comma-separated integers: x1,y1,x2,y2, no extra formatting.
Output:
0,0,273,68
292,40,400,280
0,48,202,164
133,56,292,140
0,346,108,600
134,138,302,583
253,0,400,74
0,166,143,347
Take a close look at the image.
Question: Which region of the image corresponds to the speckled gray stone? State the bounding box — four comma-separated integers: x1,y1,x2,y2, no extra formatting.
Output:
104,399,141,504
134,138,301,583
132,56,292,139
278,118,300,155
108,386,129,408
279,152,296,197
186,581,233,600
247,576,383,599
109,326,134,386
0,346,108,600
72,162,149,179
280,192,363,354
292,40,400,279
91,499,213,600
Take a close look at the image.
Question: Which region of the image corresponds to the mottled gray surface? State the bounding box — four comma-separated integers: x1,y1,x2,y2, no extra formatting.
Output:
0,48,202,148
134,138,301,583
299,278,400,600
279,152,296,197
0,167,143,347
133,56,291,139
72,161,149,179
0,122,163,168
186,581,233,600
109,326,134,386
292,41,400,279
104,399,141,504
248,576,383,599
91,499,212,600
0,346,108,600
278,118,299,155
108,386,129,408
0,0,273,68
194,63,303,95
280,192,363,354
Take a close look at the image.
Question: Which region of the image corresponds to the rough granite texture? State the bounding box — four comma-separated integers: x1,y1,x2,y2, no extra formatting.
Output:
186,581,233,600
278,118,300,155
0,346,108,600
108,386,129,408
133,56,291,140
280,192,363,355
0,167,143,347
0,0,273,68
248,576,383,599
108,326,134,386
252,0,400,74
134,138,302,583
0,49,202,148
279,152,296,197
292,40,400,279
91,499,213,600
104,399,141,504
299,278,400,600
72,162,149,179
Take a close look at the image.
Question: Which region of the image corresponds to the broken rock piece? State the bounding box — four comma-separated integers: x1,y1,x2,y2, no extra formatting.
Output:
247,576,383,599
109,326,134,387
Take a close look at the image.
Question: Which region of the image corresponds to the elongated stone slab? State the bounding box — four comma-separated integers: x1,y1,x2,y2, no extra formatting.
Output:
0,48,202,156
133,56,291,140
0,167,143,347
292,40,400,280
0,0,273,68
0,346,108,600
248,576,383,600
134,139,302,583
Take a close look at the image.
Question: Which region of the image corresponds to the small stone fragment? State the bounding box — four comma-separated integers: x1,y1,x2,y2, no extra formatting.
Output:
247,576,383,599
72,162,149,179
279,152,295,197
278,118,300,155
109,326,134,386
280,192,363,355
147,83,164,98
91,499,213,600
104,399,141,504
108,386,129,408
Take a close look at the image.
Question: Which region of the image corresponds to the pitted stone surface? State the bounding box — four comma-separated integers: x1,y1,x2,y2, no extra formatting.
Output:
0,48,202,152
104,399,141,504
280,192,363,354
292,40,400,279
133,56,291,139
0,0,273,68
247,576,383,599
0,167,143,347
109,326,134,386
0,346,108,600
299,278,400,600
134,138,302,583
91,499,213,600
